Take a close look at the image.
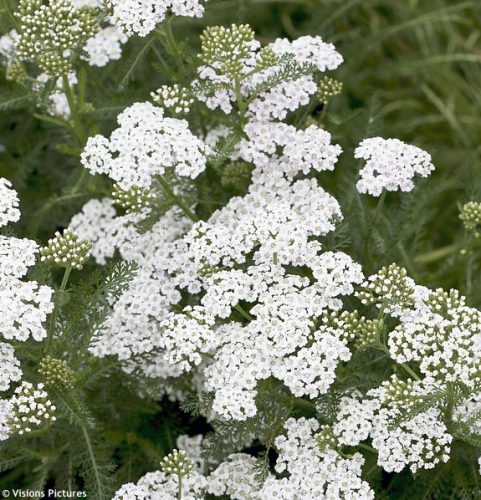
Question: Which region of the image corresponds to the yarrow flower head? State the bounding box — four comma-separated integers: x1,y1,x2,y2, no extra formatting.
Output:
356,263,416,315
200,24,256,76
151,84,194,114
459,201,481,236
16,0,99,76
40,228,92,270
112,183,153,214
38,355,74,392
0,343,22,392
0,178,20,227
8,382,56,436
160,449,193,477
355,137,435,196
83,26,127,67
109,0,207,38
317,76,343,104
81,102,210,189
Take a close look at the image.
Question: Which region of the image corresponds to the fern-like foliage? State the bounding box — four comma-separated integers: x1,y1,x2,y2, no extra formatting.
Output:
56,260,138,365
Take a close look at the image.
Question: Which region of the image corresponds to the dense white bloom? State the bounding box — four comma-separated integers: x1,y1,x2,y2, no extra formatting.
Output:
269,36,344,71
0,399,13,441
113,470,207,499
0,178,20,227
73,97,361,417
371,406,452,473
176,434,204,472
8,382,56,436
0,343,22,391
0,182,54,344
81,102,210,189
272,329,351,399
240,121,342,176
110,0,206,37
355,137,435,196
197,33,343,120
0,29,19,62
206,453,265,500
69,198,120,264
0,279,54,342
332,392,378,446
83,26,127,67
260,418,374,499
160,307,217,371
453,393,481,435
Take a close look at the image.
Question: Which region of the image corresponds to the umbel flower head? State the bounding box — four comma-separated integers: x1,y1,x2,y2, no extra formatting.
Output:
8,382,56,436
151,84,194,114
0,178,20,227
160,449,193,477
16,0,99,76
38,355,74,392
317,76,343,104
40,228,92,270
355,137,435,196
459,201,481,236
200,24,256,76
112,183,153,214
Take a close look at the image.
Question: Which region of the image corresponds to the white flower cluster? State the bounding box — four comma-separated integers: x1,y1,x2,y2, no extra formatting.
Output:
40,228,92,270
0,29,19,63
0,399,13,441
355,137,435,196
7,382,56,436
113,470,207,499
152,84,194,114
323,381,452,474
110,0,206,37
0,179,53,343
0,177,20,226
260,417,374,499
71,41,365,418
81,102,211,189
0,179,55,442
0,343,22,391
83,26,127,67
196,30,343,120
360,265,481,389
371,405,452,474
114,418,374,500
176,434,204,472
206,453,264,500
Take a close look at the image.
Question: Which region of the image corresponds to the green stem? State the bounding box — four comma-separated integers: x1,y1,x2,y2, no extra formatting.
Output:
157,175,198,221
177,473,182,500
82,426,104,500
445,381,454,424
319,102,329,126
358,443,377,454
62,75,86,146
163,17,186,78
234,74,247,127
234,304,253,321
278,394,316,412
413,243,457,264
364,190,387,259
47,265,72,350
398,362,421,381
373,343,421,381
